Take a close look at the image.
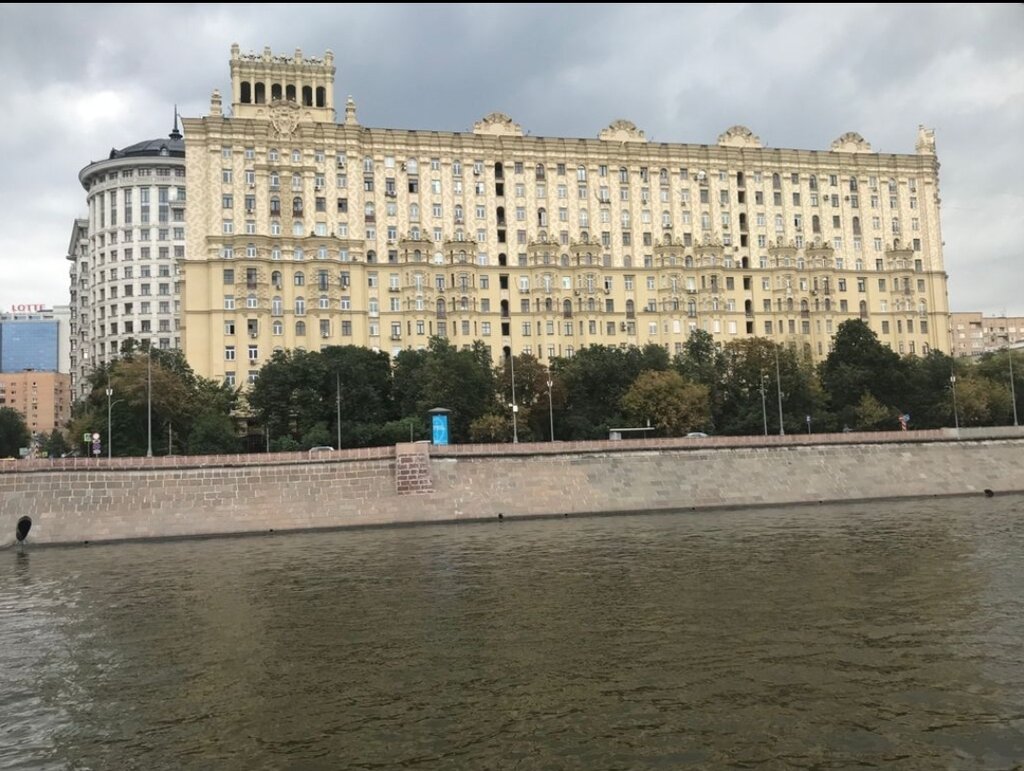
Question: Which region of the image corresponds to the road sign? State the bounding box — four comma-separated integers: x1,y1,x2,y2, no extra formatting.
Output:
91,432,100,442
83,432,91,443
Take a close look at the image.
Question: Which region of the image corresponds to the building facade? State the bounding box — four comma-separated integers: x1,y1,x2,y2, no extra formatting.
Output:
0,306,71,373
73,124,186,396
950,312,1024,357
183,45,950,384
0,371,72,437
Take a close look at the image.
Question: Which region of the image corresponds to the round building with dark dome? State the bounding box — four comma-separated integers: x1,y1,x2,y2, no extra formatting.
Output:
69,120,186,395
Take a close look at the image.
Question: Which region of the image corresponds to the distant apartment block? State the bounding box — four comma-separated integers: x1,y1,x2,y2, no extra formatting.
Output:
950,312,1024,357
0,371,72,436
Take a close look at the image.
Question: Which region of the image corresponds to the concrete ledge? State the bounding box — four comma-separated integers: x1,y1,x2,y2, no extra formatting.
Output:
2,430,1023,549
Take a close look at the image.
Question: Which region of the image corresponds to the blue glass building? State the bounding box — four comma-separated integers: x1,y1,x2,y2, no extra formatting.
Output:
0,320,59,372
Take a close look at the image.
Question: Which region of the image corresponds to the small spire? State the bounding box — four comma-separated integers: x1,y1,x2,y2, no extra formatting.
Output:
345,95,358,126
169,105,182,140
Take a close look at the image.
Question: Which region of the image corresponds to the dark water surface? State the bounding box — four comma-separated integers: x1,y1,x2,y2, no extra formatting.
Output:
3,498,1024,769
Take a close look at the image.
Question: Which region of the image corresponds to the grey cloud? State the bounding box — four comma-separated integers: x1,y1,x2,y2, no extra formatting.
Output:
0,3,1021,314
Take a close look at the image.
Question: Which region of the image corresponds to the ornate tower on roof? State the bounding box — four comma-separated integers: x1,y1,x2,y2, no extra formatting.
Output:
228,43,336,127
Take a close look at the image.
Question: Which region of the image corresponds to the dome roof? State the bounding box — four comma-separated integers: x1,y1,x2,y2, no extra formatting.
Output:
108,133,185,160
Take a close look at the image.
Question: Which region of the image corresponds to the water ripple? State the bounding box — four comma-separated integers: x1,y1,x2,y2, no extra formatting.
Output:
2,497,1024,768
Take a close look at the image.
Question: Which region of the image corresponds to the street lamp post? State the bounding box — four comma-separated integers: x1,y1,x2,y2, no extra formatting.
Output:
1001,338,1019,427
759,372,768,436
105,387,113,460
546,368,554,442
509,351,518,444
774,345,785,436
146,345,153,457
336,371,342,449
950,373,960,438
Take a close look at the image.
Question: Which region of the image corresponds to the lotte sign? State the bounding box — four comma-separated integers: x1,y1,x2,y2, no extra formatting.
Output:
9,303,46,313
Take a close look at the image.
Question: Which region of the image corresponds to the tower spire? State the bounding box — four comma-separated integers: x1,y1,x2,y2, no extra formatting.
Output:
169,105,182,140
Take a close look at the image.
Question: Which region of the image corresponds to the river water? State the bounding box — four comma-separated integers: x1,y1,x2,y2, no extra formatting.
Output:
2,497,1024,769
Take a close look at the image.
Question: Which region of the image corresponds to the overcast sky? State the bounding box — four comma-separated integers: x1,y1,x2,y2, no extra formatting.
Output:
1,4,1021,316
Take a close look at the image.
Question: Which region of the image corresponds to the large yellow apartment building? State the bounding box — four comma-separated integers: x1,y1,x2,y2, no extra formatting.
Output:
183,45,949,385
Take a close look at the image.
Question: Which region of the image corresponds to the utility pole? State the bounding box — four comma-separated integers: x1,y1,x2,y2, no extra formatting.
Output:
146,345,153,457
759,372,768,436
510,350,518,443
774,344,785,436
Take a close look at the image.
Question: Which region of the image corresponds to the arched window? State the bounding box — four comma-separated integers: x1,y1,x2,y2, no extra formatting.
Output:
271,270,282,288
254,82,266,104
294,271,305,286
295,297,306,316
271,83,282,100
460,296,469,311
626,299,635,318
545,297,553,312
577,165,587,181
292,196,303,216
302,85,313,107
366,250,376,263
272,296,282,316
240,81,252,103
535,164,545,181
410,203,419,221
587,298,596,312
296,320,306,335
800,299,809,312
687,300,696,317
316,86,326,108
852,216,862,236
436,298,446,318
772,173,781,190
812,215,821,234
787,298,794,312
285,84,296,102
454,204,463,221
859,300,868,319
563,299,573,318
272,320,283,335
538,208,547,227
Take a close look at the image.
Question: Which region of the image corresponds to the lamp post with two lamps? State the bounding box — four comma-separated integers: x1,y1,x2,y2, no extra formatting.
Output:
104,387,123,460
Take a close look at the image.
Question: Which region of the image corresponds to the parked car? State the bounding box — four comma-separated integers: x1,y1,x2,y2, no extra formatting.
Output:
686,432,709,438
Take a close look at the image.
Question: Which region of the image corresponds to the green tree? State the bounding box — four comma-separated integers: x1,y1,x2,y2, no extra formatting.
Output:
621,370,710,435
954,375,1011,426
69,347,240,456
0,407,30,458
900,349,957,429
820,320,905,428
854,393,891,430
556,344,666,439
469,413,512,443
42,429,71,458
248,345,393,448
974,349,1022,426
187,411,240,454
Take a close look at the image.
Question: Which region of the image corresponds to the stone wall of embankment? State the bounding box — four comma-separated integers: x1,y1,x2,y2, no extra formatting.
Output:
2,429,1022,548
